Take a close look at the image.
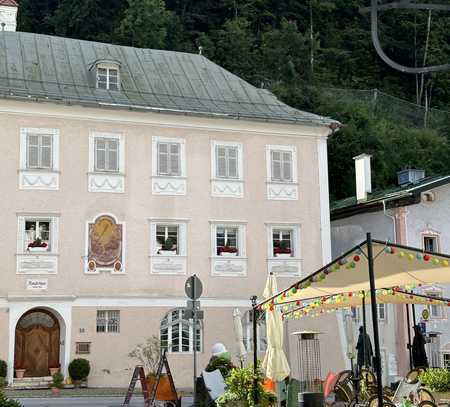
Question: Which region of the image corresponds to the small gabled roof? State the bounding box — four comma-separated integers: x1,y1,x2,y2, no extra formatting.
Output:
0,0,18,6
331,174,450,220
0,31,339,127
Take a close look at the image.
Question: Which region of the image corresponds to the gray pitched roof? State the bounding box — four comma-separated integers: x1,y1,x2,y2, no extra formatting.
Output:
0,31,337,126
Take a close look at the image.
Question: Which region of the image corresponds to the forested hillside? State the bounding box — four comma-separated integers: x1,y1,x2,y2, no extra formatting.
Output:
16,0,450,199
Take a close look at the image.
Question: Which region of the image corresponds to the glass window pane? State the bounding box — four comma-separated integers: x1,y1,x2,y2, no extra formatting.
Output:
158,143,169,175
228,157,238,178
27,135,39,168
217,156,227,178
107,147,118,171
96,148,106,170
41,145,52,168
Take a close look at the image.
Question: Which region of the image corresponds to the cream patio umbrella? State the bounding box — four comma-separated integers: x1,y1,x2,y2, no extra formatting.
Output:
262,273,290,381
233,308,247,366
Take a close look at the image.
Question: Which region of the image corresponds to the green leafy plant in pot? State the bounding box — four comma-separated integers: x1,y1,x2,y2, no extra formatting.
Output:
51,372,64,395
68,358,90,388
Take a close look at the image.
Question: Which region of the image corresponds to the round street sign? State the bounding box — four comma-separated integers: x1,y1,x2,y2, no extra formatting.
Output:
185,275,203,300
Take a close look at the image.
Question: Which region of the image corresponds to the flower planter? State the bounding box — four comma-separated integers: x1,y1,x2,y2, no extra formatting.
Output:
275,253,291,259
28,247,48,253
220,252,238,257
147,374,176,401
51,387,61,396
49,367,60,376
15,369,26,379
159,250,177,256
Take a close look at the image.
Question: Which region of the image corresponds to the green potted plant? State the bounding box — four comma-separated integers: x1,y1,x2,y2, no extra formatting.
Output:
50,372,64,396
274,240,291,258
68,358,90,388
159,238,176,255
49,363,60,376
216,366,276,407
27,237,48,252
128,336,175,401
14,363,25,379
0,390,23,407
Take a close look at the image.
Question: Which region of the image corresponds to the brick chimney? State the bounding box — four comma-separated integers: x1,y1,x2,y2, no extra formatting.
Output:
0,0,18,32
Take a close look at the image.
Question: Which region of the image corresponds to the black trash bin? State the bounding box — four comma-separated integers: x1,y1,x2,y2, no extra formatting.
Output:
298,392,324,407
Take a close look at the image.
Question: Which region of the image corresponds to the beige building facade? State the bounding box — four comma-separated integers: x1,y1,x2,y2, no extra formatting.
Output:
0,25,346,388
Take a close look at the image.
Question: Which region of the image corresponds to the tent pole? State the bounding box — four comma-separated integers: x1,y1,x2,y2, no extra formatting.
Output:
251,296,258,405
412,302,417,326
406,304,413,371
367,233,383,407
362,292,368,371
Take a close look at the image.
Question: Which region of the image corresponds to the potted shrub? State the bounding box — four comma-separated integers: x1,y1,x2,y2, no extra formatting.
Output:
218,240,238,257
274,241,291,258
50,372,64,396
216,366,277,407
0,390,23,407
27,238,48,253
49,363,60,376
128,336,175,401
14,363,25,379
158,238,177,256
0,360,7,380
68,358,90,388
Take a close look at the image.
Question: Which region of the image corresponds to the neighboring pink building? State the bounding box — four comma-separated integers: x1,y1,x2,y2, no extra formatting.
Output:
0,8,346,388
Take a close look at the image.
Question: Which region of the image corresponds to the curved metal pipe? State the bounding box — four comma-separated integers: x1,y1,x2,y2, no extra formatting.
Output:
370,0,450,74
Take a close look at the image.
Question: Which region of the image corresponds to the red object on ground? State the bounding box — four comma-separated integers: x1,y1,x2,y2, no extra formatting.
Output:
263,378,275,392
323,372,337,397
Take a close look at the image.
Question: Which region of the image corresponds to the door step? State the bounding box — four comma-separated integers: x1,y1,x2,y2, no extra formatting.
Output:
11,376,52,389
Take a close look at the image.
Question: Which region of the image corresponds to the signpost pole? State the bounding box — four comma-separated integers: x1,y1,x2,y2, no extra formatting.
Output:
193,277,197,407
251,295,258,406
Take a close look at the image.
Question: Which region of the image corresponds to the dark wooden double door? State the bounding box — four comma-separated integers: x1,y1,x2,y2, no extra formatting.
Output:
15,310,60,377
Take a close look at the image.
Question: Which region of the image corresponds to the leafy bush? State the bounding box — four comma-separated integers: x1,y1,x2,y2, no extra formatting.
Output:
419,368,450,392
68,359,90,381
0,390,22,407
51,372,64,389
0,361,6,378
216,366,276,407
205,356,236,378
128,336,161,376
0,378,6,389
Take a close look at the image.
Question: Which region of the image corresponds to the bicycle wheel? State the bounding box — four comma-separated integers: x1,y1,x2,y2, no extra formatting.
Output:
366,394,395,407
417,388,435,403
418,401,437,407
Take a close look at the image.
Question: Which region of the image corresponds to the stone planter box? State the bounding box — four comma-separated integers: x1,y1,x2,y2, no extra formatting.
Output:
220,252,238,257
275,253,291,259
28,247,48,253
159,250,177,256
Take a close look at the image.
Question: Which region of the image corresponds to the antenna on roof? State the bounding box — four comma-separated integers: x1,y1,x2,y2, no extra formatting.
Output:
198,46,203,55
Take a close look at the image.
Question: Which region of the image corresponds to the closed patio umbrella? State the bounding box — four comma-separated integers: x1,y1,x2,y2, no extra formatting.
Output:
262,273,290,381
233,308,247,366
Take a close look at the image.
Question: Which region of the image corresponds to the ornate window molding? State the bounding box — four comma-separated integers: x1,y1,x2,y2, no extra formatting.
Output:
210,140,244,198
16,213,60,275
19,128,60,190
88,132,125,193
266,223,302,277
210,220,247,277
85,214,125,274
160,309,202,353
151,136,187,196
149,218,188,275
265,144,298,200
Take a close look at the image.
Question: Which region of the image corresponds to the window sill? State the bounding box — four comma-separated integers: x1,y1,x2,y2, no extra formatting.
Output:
88,172,125,193
266,181,298,200
19,169,59,191
211,256,247,277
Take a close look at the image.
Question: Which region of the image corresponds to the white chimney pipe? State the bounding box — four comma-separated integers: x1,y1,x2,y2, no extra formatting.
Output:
353,154,372,202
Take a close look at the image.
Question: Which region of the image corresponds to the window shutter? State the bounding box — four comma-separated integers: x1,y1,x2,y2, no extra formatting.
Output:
95,139,106,171
158,143,169,175
107,139,119,171
27,135,39,168
282,152,292,181
271,151,282,181
228,153,238,178
169,143,180,175
40,135,52,168
216,146,227,178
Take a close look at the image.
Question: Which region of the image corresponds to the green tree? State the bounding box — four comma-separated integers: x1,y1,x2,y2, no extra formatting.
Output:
116,0,174,49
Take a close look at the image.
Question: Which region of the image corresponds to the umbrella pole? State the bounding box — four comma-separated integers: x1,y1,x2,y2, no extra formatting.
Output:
366,233,383,407
251,296,258,405
362,292,368,371
406,304,413,371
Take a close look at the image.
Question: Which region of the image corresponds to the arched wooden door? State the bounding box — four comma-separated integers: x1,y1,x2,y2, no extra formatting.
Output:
15,309,60,377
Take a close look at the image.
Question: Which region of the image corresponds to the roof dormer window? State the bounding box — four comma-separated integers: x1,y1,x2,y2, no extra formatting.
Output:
96,63,120,91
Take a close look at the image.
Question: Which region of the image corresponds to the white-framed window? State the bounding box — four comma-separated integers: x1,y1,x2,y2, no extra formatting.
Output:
211,222,246,258
157,142,180,176
150,220,187,257
160,309,202,353
243,310,267,352
96,64,120,91
442,351,450,369
426,291,445,319
89,132,124,174
211,141,243,180
17,214,59,254
378,303,387,321
266,145,297,183
267,224,300,259
96,310,120,333
20,128,60,172
423,235,439,253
